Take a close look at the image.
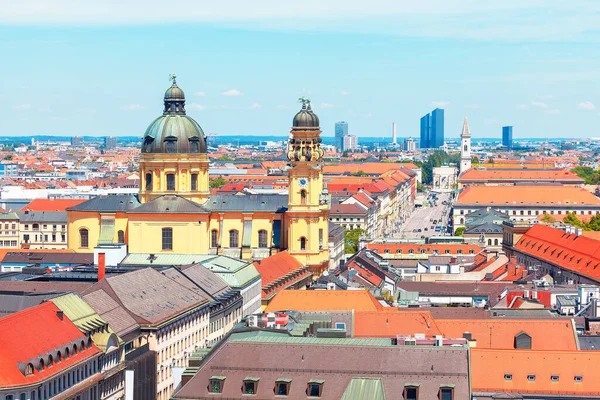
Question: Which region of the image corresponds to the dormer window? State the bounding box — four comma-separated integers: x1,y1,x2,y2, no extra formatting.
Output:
143,137,154,152
307,380,324,397
165,138,177,153
24,363,34,376
189,138,200,153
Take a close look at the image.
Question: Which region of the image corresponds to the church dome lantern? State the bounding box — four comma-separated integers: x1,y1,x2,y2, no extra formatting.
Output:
288,98,324,162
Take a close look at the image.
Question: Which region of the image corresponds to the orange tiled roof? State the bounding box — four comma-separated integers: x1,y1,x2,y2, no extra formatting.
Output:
253,252,312,299
323,162,418,175
459,168,584,183
354,310,442,337
471,349,600,395
264,290,383,312
366,243,482,255
514,224,600,282
21,199,86,212
456,185,600,205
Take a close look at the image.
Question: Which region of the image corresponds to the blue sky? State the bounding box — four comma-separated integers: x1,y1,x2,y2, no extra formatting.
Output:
1,1,600,139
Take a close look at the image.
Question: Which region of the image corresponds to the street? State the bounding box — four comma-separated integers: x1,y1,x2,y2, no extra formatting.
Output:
397,192,452,239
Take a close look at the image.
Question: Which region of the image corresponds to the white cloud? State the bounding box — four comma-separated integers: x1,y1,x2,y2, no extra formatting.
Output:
189,103,206,110
221,89,243,96
531,100,548,109
464,104,480,109
12,104,31,111
194,91,206,97
251,103,262,109
121,104,144,111
517,104,529,110
340,90,350,95
577,101,596,111
320,102,342,109
432,101,449,107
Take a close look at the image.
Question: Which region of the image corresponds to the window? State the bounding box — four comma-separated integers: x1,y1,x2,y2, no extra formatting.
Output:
275,380,291,396
229,230,239,248
167,174,175,191
190,138,201,153
307,381,323,397
300,237,307,251
5,395,14,400
575,375,583,383
504,374,512,381
162,228,173,251
209,377,224,393
165,138,176,153
258,230,268,248
24,363,34,376
243,379,258,394
527,374,536,382
191,174,198,191
145,173,152,191
551,375,559,382
33,224,39,231
300,190,307,205
79,229,89,248
143,137,154,152
117,230,125,244
438,387,453,400
211,230,218,248
404,386,419,400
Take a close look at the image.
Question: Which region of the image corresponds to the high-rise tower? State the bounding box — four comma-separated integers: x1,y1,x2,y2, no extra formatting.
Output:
392,122,397,145
287,98,330,276
460,117,472,175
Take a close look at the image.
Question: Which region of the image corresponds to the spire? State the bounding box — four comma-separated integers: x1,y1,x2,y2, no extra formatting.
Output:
461,117,471,137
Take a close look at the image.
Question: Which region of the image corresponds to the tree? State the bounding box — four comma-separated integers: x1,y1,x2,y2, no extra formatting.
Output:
540,214,555,223
471,156,480,164
353,170,366,176
586,214,600,231
573,166,600,185
3,154,13,160
344,227,366,254
563,212,584,228
454,227,465,236
218,155,233,161
209,177,227,189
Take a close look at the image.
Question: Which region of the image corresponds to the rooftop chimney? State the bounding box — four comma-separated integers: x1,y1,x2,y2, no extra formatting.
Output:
98,252,106,282
56,310,64,320
577,228,583,236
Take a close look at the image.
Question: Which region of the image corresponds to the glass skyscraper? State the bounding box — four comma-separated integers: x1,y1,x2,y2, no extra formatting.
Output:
335,121,348,151
502,126,513,148
420,108,444,148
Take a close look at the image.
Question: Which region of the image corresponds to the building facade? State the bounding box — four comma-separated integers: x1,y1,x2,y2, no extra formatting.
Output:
420,108,444,149
502,125,513,148
17,211,68,249
0,211,19,249
342,134,358,151
460,117,471,175
334,121,348,151
432,166,457,192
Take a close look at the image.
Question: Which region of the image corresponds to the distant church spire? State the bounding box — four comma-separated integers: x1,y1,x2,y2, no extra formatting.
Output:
461,117,471,137
460,117,472,175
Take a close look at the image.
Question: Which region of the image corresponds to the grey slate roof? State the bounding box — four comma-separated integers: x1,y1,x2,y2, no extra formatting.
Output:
205,194,288,213
127,195,209,214
0,292,64,317
67,194,140,213
464,222,503,234
16,211,67,223
1,252,93,265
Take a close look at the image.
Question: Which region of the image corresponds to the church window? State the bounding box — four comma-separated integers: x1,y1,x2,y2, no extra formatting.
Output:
145,173,152,191
229,230,239,248
258,230,268,248
464,144,468,151
211,230,218,248
300,237,307,251
117,230,125,244
162,228,173,251
191,174,198,191
143,137,154,153
79,229,89,248
189,138,200,153
167,174,176,191
165,138,177,153
300,190,307,205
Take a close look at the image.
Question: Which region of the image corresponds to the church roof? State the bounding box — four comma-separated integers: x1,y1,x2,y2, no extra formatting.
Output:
205,194,288,213
128,195,209,214
67,194,141,213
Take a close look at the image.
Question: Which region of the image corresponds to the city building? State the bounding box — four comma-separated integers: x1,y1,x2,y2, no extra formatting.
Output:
502,125,513,148
66,81,331,276
17,210,68,249
432,166,457,192
0,163,18,177
103,136,117,150
334,121,348,151
420,108,445,149
329,203,368,231
392,122,397,145
403,137,416,152
71,136,84,147
0,302,102,400
0,211,19,249
342,134,358,151
453,186,600,228
460,117,471,175
458,168,584,188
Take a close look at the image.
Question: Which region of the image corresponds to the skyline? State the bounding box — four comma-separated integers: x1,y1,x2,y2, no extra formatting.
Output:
1,1,600,138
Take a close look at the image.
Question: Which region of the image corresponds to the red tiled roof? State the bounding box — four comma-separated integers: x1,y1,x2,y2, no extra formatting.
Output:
346,260,383,287
366,243,482,255
264,290,383,312
0,302,99,388
459,168,584,183
456,185,600,206
21,199,86,212
354,310,442,337
514,224,600,282
330,203,367,215
253,251,312,299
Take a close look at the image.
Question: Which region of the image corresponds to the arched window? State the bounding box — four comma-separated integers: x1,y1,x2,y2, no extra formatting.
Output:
488,239,492,245
189,138,200,153
162,228,173,250
117,230,125,244
300,190,307,205
494,238,499,246
143,137,153,152
229,230,239,248
464,144,468,151
145,173,152,191
300,237,307,250
211,230,218,248
166,174,175,191
258,230,268,248
80,228,89,248
165,138,177,153
191,174,198,191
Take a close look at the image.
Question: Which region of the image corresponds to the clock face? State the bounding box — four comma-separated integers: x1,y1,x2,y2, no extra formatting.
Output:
298,178,308,187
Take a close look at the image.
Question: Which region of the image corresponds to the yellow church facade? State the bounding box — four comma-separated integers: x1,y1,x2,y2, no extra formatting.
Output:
66,79,330,275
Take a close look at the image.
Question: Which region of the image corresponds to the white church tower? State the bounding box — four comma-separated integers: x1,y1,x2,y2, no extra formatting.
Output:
460,117,471,175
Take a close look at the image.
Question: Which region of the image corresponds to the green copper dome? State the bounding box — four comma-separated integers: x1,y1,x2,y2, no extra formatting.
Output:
142,77,207,154
293,101,320,129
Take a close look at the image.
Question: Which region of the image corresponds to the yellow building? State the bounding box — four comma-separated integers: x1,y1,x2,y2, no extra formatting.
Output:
66,79,330,275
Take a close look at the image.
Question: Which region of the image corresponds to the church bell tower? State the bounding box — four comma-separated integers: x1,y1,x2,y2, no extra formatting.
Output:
460,117,472,175
286,98,330,276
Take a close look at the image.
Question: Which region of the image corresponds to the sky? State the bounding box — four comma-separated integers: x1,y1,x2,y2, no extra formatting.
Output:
1,1,600,139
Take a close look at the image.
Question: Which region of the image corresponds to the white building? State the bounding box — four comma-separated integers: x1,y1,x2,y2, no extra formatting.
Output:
460,117,471,175
432,166,457,193
343,135,358,151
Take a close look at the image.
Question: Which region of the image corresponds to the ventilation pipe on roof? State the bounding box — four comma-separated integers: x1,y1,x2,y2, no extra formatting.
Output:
56,310,64,321
98,252,106,282
577,228,583,237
